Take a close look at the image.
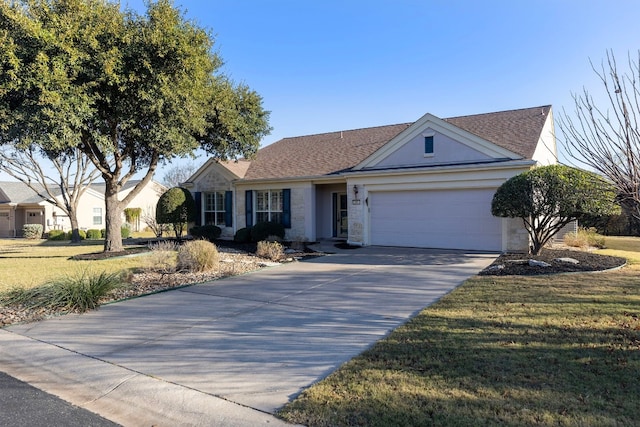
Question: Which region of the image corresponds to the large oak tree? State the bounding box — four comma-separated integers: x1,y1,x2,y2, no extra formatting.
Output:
0,0,270,251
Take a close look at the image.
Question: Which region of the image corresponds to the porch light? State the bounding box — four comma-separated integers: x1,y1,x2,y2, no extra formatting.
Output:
353,185,359,198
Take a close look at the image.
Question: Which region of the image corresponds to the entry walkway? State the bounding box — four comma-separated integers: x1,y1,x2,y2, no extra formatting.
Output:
0,247,496,426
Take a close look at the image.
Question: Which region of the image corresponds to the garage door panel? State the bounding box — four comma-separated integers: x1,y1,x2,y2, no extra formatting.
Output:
369,189,501,251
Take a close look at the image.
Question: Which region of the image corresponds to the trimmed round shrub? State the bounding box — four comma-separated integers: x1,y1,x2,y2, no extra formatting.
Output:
23,224,43,239
156,187,196,239
234,227,252,243
65,230,87,240
47,230,68,241
86,229,102,239
190,224,222,241
250,221,285,242
177,239,219,272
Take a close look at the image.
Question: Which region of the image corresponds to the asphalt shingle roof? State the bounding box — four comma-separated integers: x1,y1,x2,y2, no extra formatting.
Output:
242,105,550,180
0,182,48,204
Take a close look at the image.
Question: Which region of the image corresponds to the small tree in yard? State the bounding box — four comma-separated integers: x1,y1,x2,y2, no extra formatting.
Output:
156,187,195,239
491,165,619,255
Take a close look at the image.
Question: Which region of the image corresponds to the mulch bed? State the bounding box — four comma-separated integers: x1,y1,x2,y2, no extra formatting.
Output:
479,248,626,276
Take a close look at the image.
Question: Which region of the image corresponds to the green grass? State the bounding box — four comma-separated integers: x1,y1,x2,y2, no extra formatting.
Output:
279,238,640,426
0,239,144,292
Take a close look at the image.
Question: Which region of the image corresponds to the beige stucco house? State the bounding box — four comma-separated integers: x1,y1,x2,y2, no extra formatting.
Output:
0,180,166,237
183,105,557,252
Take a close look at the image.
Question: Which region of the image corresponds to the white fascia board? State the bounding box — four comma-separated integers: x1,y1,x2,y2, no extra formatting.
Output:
354,113,523,170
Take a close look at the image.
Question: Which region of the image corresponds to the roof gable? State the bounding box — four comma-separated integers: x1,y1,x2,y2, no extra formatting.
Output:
355,113,523,170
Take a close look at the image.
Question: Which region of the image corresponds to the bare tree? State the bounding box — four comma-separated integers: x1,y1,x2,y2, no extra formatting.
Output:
558,50,640,223
0,145,100,242
161,161,198,188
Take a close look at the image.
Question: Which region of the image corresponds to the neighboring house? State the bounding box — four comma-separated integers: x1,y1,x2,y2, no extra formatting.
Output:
183,105,557,252
0,180,166,237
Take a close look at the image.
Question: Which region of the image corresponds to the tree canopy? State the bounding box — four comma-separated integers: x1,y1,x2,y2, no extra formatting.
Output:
0,0,271,251
491,165,619,255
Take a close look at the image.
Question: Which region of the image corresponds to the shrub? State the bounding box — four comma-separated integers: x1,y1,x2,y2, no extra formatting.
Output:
234,227,252,243
251,221,285,242
86,229,102,239
564,227,606,249
156,187,196,239
256,240,284,261
177,239,219,272
47,229,68,241
190,224,222,241
121,223,132,239
1,270,125,312
100,229,106,238
23,224,43,239
142,240,178,274
66,230,86,240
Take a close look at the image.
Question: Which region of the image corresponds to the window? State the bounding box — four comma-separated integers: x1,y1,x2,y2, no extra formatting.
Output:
204,192,226,226
424,135,434,156
93,207,102,225
255,190,283,223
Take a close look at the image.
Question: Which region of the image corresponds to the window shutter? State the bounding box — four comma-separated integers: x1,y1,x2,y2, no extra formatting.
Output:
224,191,233,227
245,190,253,228
194,192,202,225
282,189,291,229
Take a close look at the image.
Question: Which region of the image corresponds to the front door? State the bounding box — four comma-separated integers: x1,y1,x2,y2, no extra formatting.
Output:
333,193,348,238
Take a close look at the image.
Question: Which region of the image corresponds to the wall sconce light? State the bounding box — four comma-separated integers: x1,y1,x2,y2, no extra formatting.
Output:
353,185,359,198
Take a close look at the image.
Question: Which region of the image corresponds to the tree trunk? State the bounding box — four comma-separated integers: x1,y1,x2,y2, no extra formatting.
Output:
103,179,123,252
69,214,81,244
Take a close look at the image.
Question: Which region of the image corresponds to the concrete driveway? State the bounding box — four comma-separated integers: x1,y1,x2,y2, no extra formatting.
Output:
0,246,495,426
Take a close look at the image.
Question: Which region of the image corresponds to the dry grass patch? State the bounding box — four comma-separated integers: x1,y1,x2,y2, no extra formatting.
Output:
279,269,640,426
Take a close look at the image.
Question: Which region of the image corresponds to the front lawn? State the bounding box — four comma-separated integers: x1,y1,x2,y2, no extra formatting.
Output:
279,238,640,426
0,239,145,292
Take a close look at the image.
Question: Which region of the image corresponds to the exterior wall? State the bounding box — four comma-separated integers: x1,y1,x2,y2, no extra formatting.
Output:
120,181,166,231
504,217,529,252
532,109,557,165
375,130,490,168
234,181,316,242
190,168,236,239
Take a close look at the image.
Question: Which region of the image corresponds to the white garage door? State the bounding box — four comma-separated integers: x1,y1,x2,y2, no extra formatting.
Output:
369,189,502,251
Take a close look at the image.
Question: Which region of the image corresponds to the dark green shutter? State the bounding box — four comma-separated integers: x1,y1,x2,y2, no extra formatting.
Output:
194,192,202,225
282,189,291,228
245,190,253,228
224,191,233,227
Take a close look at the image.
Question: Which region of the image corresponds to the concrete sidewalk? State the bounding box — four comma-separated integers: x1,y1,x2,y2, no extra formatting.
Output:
0,246,496,426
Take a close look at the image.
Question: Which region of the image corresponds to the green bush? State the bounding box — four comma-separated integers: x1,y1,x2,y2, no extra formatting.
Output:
234,227,252,243
251,221,285,242
47,230,68,241
190,224,222,241
0,270,125,312
23,224,43,239
177,239,219,272
100,229,106,238
256,240,284,261
156,187,196,239
66,230,86,240
86,229,102,239
121,223,131,239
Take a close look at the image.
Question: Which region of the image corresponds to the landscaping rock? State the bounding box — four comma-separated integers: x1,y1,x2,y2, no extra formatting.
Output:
555,257,580,264
529,259,552,267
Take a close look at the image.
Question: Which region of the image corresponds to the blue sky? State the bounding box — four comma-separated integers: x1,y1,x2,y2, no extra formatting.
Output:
3,0,640,181
119,0,638,154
